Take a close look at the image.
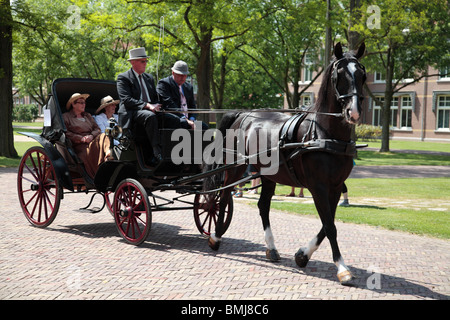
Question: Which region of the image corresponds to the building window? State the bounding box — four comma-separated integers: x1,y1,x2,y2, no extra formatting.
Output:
301,94,312,107
439,67,450,81
374,72,385,83
302,55,313,83
372,96,399,128
372,97,383,126
390,97,398,128
436,95,450,130
400,96,412,129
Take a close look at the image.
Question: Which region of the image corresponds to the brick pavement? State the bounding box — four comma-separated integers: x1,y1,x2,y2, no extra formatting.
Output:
0,167,449,301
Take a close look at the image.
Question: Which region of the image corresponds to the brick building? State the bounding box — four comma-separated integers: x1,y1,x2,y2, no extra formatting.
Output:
287,66,450,142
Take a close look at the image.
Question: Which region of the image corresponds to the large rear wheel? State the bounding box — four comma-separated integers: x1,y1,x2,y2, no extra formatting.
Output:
17,146,62,228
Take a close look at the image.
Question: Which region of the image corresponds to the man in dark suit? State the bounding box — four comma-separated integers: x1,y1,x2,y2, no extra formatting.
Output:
117,47,163,165
157,61,207,130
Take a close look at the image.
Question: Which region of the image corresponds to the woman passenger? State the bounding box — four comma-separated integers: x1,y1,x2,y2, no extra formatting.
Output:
63,93,111,178
95,95,119,145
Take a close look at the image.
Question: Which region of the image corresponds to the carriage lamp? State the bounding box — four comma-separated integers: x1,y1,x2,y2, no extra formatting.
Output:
105,117,123,140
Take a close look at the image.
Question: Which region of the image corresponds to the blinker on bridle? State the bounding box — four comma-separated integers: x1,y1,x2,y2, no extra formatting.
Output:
331,57,366,103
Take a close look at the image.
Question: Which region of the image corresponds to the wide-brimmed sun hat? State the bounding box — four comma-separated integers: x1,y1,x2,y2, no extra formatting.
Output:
66,93,90,110
127,47,149,61
171,60,189,75
96,95,119,114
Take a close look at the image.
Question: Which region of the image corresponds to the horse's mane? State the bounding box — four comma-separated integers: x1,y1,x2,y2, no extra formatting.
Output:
311,59,334,113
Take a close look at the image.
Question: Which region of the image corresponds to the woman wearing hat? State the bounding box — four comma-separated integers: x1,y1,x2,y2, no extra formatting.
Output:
63,93,112,178
95,95,119,145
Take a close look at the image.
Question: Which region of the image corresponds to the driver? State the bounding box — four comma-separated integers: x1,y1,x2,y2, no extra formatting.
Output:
116,47,163,166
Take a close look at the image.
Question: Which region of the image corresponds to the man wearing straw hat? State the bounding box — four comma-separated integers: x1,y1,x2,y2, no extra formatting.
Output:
117,47,163,166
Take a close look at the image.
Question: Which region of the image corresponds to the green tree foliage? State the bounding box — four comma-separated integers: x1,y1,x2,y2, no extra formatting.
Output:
351,0,450,151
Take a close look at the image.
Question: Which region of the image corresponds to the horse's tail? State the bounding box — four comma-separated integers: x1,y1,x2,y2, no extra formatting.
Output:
202,112,240,195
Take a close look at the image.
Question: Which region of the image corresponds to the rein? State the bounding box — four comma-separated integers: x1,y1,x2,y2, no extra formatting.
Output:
160,108,344,118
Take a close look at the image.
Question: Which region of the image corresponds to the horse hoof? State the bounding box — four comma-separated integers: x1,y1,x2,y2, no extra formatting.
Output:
294,248,309,268
266,249,281,262
208,236,221,251
337,270,354,285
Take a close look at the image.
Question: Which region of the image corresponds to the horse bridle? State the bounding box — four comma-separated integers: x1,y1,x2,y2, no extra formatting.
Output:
331,57,366,103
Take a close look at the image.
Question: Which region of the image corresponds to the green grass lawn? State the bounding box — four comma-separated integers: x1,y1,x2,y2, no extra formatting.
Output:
252,179,450,239
267,201,449,239
364,140,450,153
355,150,450,166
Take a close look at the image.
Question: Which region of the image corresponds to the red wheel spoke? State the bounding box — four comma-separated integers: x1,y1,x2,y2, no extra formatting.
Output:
18,147,61,228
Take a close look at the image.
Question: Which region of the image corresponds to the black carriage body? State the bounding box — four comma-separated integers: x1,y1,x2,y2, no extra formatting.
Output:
40,78,120,191
18,78,233,241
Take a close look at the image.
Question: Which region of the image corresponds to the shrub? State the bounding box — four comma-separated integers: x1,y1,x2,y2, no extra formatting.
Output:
355,124,383,141
13,104,39,122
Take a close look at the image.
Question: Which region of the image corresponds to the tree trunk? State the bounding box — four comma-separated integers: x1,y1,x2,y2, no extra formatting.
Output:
195,29,212,125
0,0,18,158
380,49,394,152
196,31,212,110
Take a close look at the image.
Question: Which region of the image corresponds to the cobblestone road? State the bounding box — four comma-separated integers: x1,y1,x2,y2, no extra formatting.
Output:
1,167,448,302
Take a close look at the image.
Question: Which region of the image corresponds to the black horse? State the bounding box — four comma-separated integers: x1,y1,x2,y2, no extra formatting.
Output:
203,42,366,284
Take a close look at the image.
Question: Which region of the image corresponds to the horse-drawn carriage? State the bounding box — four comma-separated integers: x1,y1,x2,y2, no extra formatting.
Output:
17,77,233,245
17,43,367,284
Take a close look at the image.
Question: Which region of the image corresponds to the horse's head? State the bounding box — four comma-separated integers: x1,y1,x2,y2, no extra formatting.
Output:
331,42,366,124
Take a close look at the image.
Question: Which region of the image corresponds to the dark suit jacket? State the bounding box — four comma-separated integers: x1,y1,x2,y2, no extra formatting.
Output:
156,76,197,121
116,68,159,129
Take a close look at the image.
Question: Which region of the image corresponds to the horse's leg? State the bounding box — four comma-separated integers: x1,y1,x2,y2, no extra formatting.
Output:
257,177,280,262
208,166,246,251
208,187,231,251
295,227,326,267
298,186,353,284
327,189,353,284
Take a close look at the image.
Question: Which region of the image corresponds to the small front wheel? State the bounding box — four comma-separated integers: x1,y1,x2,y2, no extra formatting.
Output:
113,179,151,245
193,192,233,236
17,146,62,228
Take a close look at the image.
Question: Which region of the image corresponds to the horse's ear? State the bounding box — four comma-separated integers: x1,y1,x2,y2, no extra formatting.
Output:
334,42,343,59
355,42,366,59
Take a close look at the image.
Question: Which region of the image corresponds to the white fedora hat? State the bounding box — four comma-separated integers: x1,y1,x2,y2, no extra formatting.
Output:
127,47,149,61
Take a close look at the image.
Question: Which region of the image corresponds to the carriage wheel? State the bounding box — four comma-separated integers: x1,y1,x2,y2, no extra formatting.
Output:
113,179,151,245
17,146,62,228
193,192,233,236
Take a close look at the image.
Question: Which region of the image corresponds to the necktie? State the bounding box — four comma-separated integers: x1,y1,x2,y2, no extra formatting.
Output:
179,85,188,117
139,75,149,102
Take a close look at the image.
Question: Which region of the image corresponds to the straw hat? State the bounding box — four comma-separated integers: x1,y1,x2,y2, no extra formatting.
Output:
66,93,90,110
171,60,189,75
127,47,149,61
96,95,119,114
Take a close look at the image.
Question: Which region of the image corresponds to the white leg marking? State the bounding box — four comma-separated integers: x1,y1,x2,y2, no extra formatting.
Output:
211,234,221,242
264,227,277,250
302,236,320,259
335,257,349,274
